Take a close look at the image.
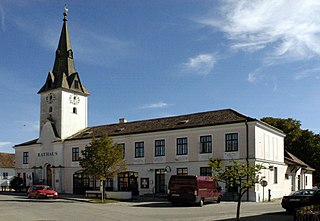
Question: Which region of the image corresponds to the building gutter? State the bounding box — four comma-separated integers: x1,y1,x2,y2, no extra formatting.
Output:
245,120,249,201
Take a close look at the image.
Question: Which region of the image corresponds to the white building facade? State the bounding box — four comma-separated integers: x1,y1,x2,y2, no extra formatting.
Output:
14,10,313,202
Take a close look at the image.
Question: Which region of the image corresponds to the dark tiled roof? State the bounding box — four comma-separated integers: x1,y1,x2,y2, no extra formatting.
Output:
14,138,38,147
0,152,15,168
67,109,256,140
284,150,315,171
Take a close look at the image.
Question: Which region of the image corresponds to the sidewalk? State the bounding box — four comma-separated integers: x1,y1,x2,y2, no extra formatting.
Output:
59,193,167,203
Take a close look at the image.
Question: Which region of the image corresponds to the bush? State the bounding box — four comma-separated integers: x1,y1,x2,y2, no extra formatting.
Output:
9,176,26,192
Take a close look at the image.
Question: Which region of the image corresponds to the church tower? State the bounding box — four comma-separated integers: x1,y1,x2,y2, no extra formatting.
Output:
38,8,90,140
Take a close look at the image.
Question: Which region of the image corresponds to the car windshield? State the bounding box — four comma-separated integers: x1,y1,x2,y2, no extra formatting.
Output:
36,186,53,190
291,189,316,196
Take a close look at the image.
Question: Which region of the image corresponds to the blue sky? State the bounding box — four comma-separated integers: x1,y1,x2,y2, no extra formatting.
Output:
1,0,320,153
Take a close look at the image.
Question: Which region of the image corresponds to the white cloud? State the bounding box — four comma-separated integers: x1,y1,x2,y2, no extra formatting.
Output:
198,0,320,62
0,142,12,148
295,68,320,80
139,102,169,109
182,53,216,75
247,71,258,83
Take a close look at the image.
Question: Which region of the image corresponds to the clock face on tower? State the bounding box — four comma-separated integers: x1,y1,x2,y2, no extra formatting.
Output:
46,93,56,104
69,94,80,105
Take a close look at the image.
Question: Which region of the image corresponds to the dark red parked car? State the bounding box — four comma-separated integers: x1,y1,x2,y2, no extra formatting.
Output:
168,175,222,207
27,185,59,199
281,189,320,213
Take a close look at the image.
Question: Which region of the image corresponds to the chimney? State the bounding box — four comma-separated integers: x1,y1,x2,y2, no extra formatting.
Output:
119,118,127,124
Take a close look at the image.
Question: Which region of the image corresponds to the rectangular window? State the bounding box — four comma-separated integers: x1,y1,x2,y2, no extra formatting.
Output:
200,167,212,176
23,152,29,164
155,139,165,157
200,135,212,153
72,147,80,161
177,168,188,175
74,80,79,89
135,141,144,158
274,167,278,184
177,137,188,155
3,172,8,179
306,176,308,186
118,143,125,159
225,133,238,152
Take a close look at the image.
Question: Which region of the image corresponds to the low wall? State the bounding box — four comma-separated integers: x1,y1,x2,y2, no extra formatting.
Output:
85,190,132,200
106,191,132,200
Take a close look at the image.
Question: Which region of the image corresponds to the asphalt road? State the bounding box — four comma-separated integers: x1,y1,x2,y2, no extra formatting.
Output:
0,193,292,221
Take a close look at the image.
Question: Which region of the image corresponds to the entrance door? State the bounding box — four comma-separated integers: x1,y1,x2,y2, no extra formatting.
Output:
73,172,90,194
46,165,52,186
118,172,139,196
155,169,166,194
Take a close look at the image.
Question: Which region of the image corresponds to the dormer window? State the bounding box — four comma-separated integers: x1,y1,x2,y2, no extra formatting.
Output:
74,80,79,89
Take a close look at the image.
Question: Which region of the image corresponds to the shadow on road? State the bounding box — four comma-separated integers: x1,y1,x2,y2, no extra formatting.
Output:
0,193,73,203
213,211,292,221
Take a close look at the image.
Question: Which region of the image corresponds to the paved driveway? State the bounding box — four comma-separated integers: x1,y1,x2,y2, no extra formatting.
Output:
0,193,292,221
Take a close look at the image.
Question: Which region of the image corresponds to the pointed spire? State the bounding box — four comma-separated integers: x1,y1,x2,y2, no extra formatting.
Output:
38,7,89,95
53,5,75,78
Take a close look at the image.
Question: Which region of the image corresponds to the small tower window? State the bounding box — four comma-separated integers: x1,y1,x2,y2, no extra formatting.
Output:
73,107,77,114
49,106,53,112
74,80,79,89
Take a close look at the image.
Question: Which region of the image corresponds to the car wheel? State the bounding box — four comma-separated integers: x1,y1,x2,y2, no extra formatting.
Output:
198,198,204,207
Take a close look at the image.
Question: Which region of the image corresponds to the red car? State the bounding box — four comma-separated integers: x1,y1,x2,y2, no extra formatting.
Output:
27,185,59,199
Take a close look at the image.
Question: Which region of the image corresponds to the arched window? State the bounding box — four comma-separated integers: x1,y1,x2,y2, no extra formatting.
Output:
49,106,53,112
73,107,77,114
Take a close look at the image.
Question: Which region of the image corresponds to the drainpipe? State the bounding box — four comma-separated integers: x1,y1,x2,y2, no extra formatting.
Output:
245,120,249,201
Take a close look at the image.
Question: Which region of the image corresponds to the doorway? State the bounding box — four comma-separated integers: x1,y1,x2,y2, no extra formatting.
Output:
118,172,139,196
73,171,90,194
46,164,52,186
155,169,166,194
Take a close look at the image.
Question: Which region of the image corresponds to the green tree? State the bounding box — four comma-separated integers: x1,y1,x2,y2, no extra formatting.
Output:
209,158,265,221
80,134,126,201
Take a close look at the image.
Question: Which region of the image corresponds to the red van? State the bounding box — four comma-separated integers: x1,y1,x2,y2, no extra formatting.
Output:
167,175,222,206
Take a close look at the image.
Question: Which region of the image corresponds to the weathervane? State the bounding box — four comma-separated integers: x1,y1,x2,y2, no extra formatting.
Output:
63,5,68,20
